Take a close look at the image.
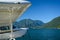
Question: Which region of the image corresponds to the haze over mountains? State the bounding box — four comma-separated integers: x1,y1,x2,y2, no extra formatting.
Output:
14,16,60,29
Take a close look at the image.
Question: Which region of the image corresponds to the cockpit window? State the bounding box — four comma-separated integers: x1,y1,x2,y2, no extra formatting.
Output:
0,25,16,30
0,26,10,30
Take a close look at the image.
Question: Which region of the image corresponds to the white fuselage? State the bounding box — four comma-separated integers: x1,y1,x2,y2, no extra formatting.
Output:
0,28,28,39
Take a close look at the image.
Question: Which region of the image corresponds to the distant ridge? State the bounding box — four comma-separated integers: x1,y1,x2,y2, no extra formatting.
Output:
14,19,44,29
14,16,60,29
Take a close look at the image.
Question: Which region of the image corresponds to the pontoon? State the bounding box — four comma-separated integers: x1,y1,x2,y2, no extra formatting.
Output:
0,0,31,40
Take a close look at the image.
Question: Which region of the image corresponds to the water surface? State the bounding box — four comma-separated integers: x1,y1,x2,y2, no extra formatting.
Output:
16,28,60,40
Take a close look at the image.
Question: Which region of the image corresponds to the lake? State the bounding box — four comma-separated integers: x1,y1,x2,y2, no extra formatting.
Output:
16,28,60,40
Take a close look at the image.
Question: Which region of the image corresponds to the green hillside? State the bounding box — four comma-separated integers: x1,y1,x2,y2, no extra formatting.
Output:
43,16,60,28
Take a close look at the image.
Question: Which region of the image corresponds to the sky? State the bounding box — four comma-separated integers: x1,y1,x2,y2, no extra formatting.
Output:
0,0,60,23
18,0,60,23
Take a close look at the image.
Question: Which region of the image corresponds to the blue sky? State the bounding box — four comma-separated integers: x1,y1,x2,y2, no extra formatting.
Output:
17,0,60,23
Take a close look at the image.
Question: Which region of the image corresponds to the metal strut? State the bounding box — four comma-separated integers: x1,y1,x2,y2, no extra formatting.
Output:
8,7,16,40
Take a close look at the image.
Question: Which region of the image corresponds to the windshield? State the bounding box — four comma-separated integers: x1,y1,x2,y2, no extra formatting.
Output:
0,26,10,30
0,25,16,30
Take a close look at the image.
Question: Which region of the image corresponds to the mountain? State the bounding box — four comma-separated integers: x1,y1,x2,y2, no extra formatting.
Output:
43,16,60,28
14,16,60,29
14,19,44,29
16,17,60,40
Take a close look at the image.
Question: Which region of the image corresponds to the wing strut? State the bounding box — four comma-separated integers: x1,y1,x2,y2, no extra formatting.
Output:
8,7,16,40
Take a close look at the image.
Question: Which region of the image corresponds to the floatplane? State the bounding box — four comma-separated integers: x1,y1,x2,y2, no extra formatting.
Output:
0,0,31,40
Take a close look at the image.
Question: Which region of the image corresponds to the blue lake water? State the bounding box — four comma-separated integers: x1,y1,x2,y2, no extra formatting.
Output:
16,28,60,40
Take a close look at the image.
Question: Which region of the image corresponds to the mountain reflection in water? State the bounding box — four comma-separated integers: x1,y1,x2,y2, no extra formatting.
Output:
16,28,60,40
